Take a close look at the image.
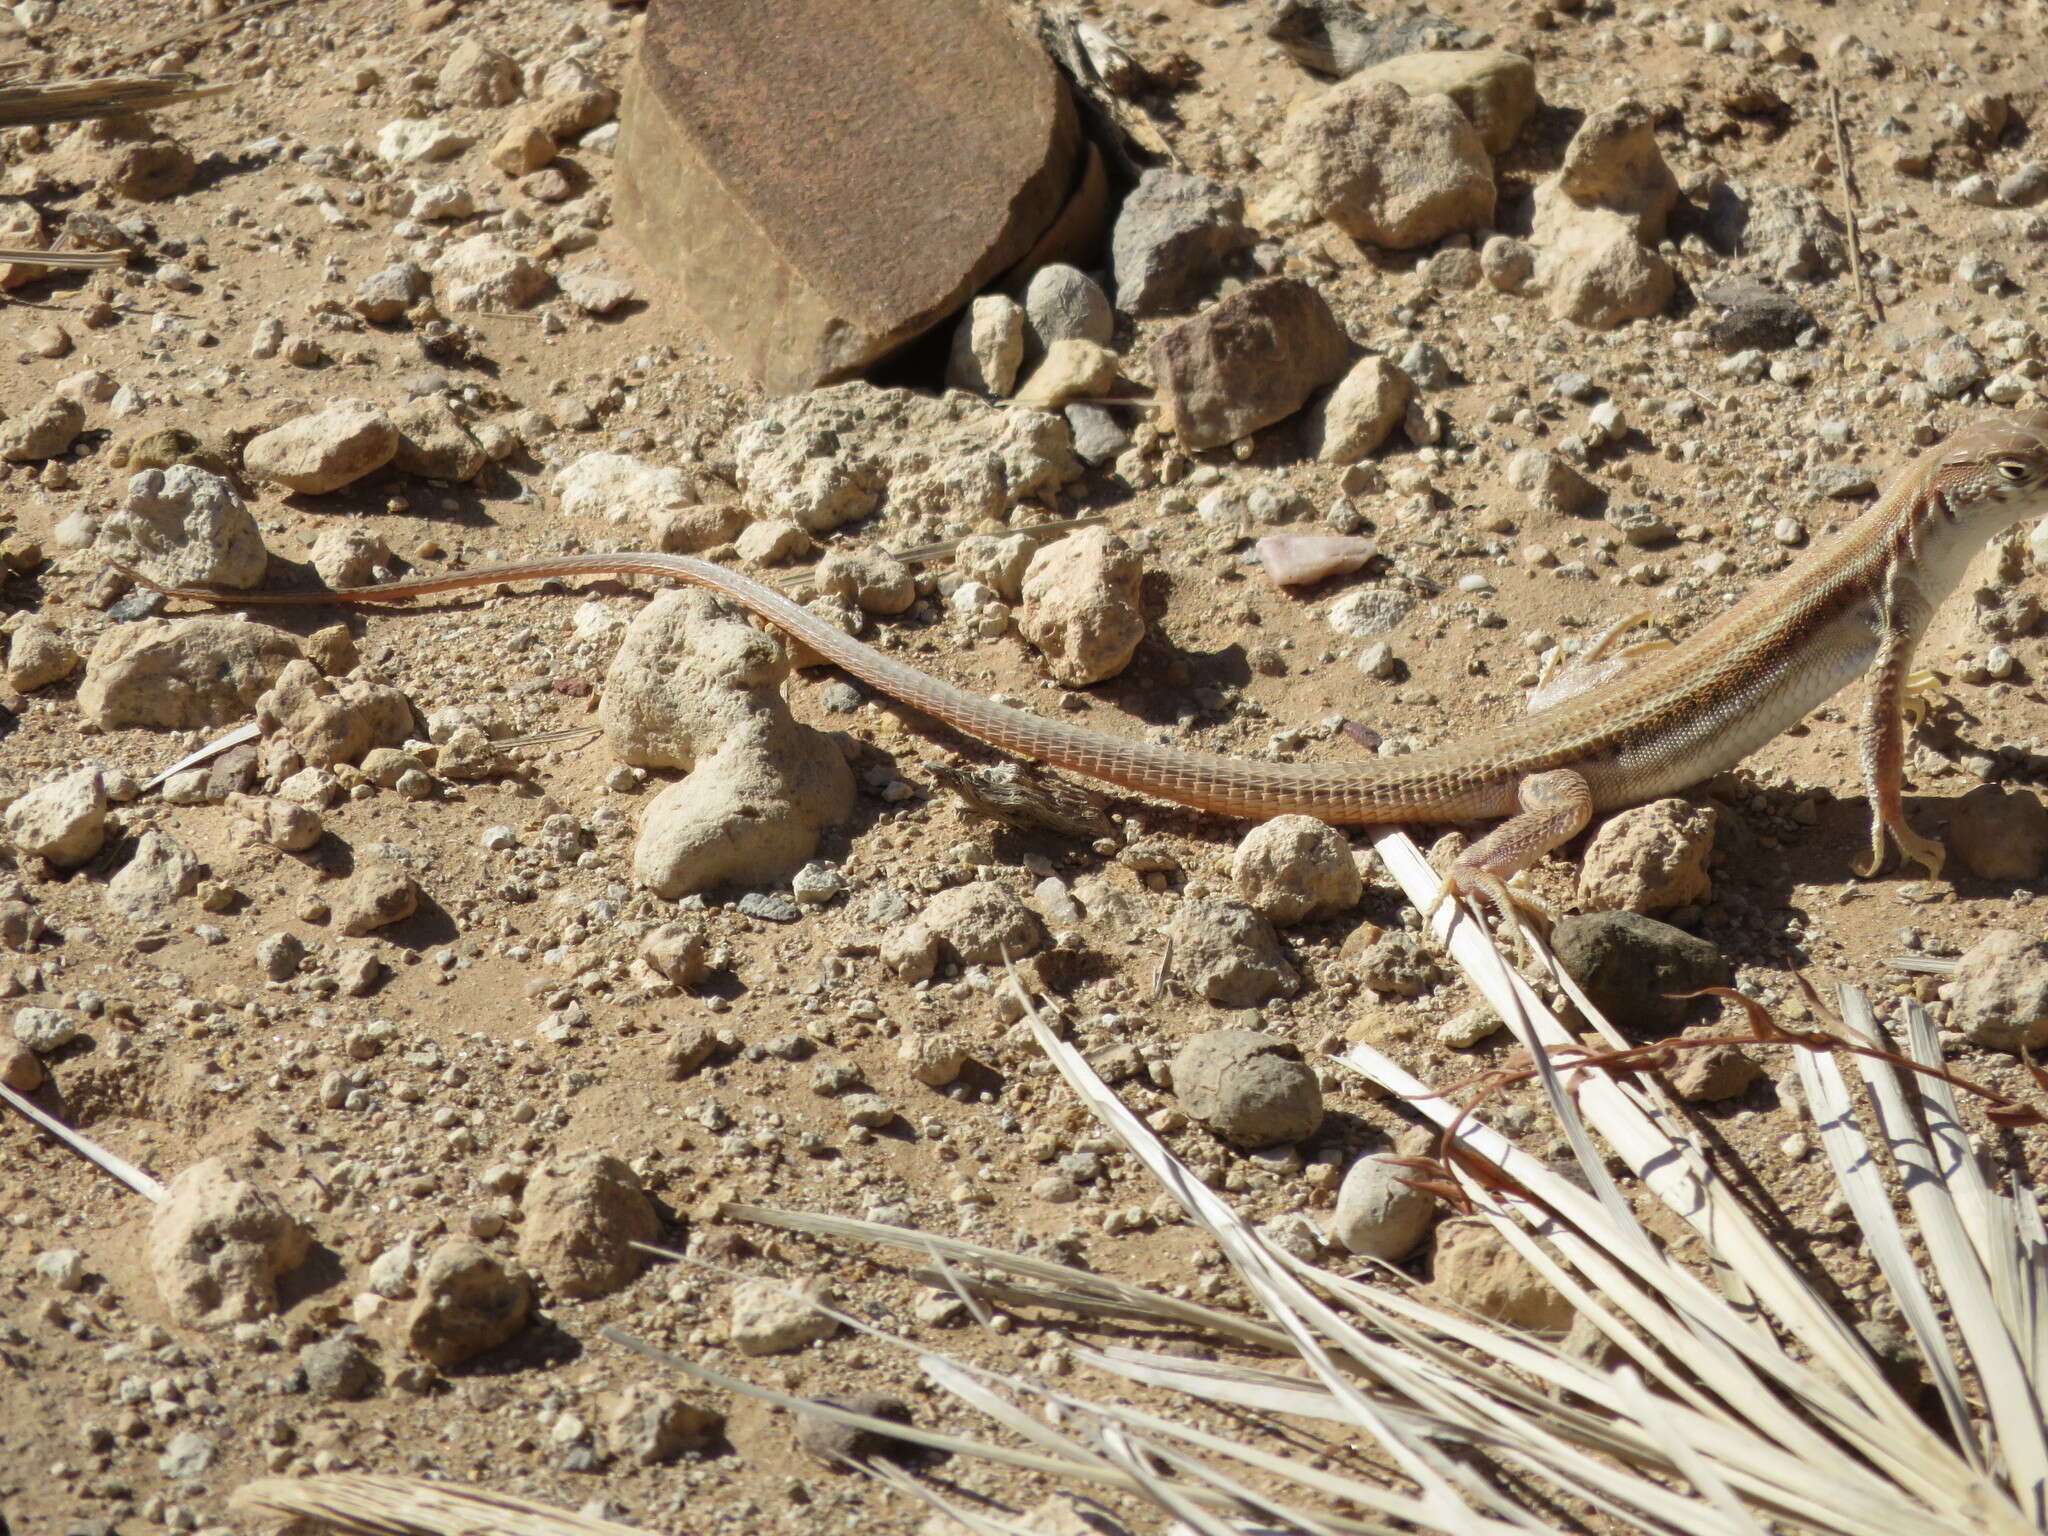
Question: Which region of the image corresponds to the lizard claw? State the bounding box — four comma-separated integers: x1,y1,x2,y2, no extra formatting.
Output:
1855,817,1947,881
1428,864,1553,966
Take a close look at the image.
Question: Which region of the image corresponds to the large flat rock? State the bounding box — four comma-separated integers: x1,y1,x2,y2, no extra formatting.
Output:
618,0,1079,393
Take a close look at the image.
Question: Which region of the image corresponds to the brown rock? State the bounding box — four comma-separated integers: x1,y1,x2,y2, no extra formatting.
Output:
390,397,487,482
604,1382,723,1463
1151,277,1351,449
1354,49,1537,156
3,1038,44,1092
1577,799,1715,914
1948,785,2048,881
1945,929,2048,1053
79,618,303,730
1531,97,1678,245
1667,1038,1761,1102
61,113,197,202
256,660,416,768
147,1156,310,1329
517,1153,664,1300
1018,527,1146,686
406,1239,532,1367
616,0,1078,391
1431,1218,1572,1332
1539,209,1676,330
333,860,419,936
244,403,400,494
1280,79,1496,249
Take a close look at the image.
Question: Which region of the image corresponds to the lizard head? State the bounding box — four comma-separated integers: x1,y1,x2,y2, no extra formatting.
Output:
1928,411,2048,523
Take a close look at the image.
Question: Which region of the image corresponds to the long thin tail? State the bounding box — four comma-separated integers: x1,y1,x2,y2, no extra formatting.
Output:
110,556,1446,822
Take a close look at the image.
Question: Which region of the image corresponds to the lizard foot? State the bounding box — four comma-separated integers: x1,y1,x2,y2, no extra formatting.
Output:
1427,865,1554,965
1854,815,1947,881
1529,612,1674,713
1901,668,1948,731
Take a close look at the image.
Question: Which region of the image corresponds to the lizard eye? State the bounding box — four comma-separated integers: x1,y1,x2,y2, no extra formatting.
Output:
1998,459,2032,483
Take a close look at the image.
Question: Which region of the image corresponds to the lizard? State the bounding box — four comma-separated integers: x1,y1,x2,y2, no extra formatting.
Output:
111,411,2048,924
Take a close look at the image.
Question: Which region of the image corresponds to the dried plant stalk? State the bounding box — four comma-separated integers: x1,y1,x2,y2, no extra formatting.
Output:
230,1474,665,1536
0,73,225,127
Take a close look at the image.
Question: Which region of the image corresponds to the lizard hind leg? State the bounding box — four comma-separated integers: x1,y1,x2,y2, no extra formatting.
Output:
1427,769,1595,952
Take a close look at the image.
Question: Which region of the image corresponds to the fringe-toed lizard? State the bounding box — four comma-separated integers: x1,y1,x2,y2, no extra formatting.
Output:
113,411,2048,922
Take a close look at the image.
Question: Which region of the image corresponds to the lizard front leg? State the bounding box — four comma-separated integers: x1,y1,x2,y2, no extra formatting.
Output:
1429,769,1595,934
1855,588,1945,879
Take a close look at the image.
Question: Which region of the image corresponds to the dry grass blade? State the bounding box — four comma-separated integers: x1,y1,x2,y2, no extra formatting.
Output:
1835,989,2048,1518
229,1474,664,1535
0,247,127,271
0,1081,166,1201
595,829,2045,1536
0,73,227,127
1366,829,1953,1479
142,720,261,792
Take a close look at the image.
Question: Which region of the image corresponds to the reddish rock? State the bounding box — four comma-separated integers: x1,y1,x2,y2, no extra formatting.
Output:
617,0,1079,392
1151,277,1352,449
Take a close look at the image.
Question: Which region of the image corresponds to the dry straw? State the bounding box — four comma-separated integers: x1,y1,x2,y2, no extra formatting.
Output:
0,72,224,128
570,826,2047,1536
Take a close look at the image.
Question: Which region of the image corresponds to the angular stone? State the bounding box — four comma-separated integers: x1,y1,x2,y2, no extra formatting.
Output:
617,0,1078,392
1355,49,1537,156
1151,277,1351,450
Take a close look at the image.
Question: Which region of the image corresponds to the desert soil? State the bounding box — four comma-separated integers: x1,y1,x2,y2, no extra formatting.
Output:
3,0,2048,1533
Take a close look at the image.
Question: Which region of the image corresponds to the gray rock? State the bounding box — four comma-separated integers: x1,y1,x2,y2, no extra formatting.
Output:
1922,341,1987,400
1508,448,1599,516
795,1391,915,1469
1808,464,1877,499
1551,911,1729,1034
920,879,1043,964
1110,168,1251,316
1064,402,1130,465
14,1006,80,1053
1023,262,1113,358
105,831,201,920
97,466,268,590
1701,278,1812,352
1330,1154,1436,1260
604,1382,724,1464
1701,180,1848,281
33,1247,85,1289
1167,897,1300,1006
1999,161,2048,207
301,1336,378,1400
353,260,431,322
157,1430,218,1480
1172,1028,1323,1147
1265,0,1459,77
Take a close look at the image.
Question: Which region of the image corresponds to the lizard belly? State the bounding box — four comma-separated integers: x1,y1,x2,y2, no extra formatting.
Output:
1583,609,1881,807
